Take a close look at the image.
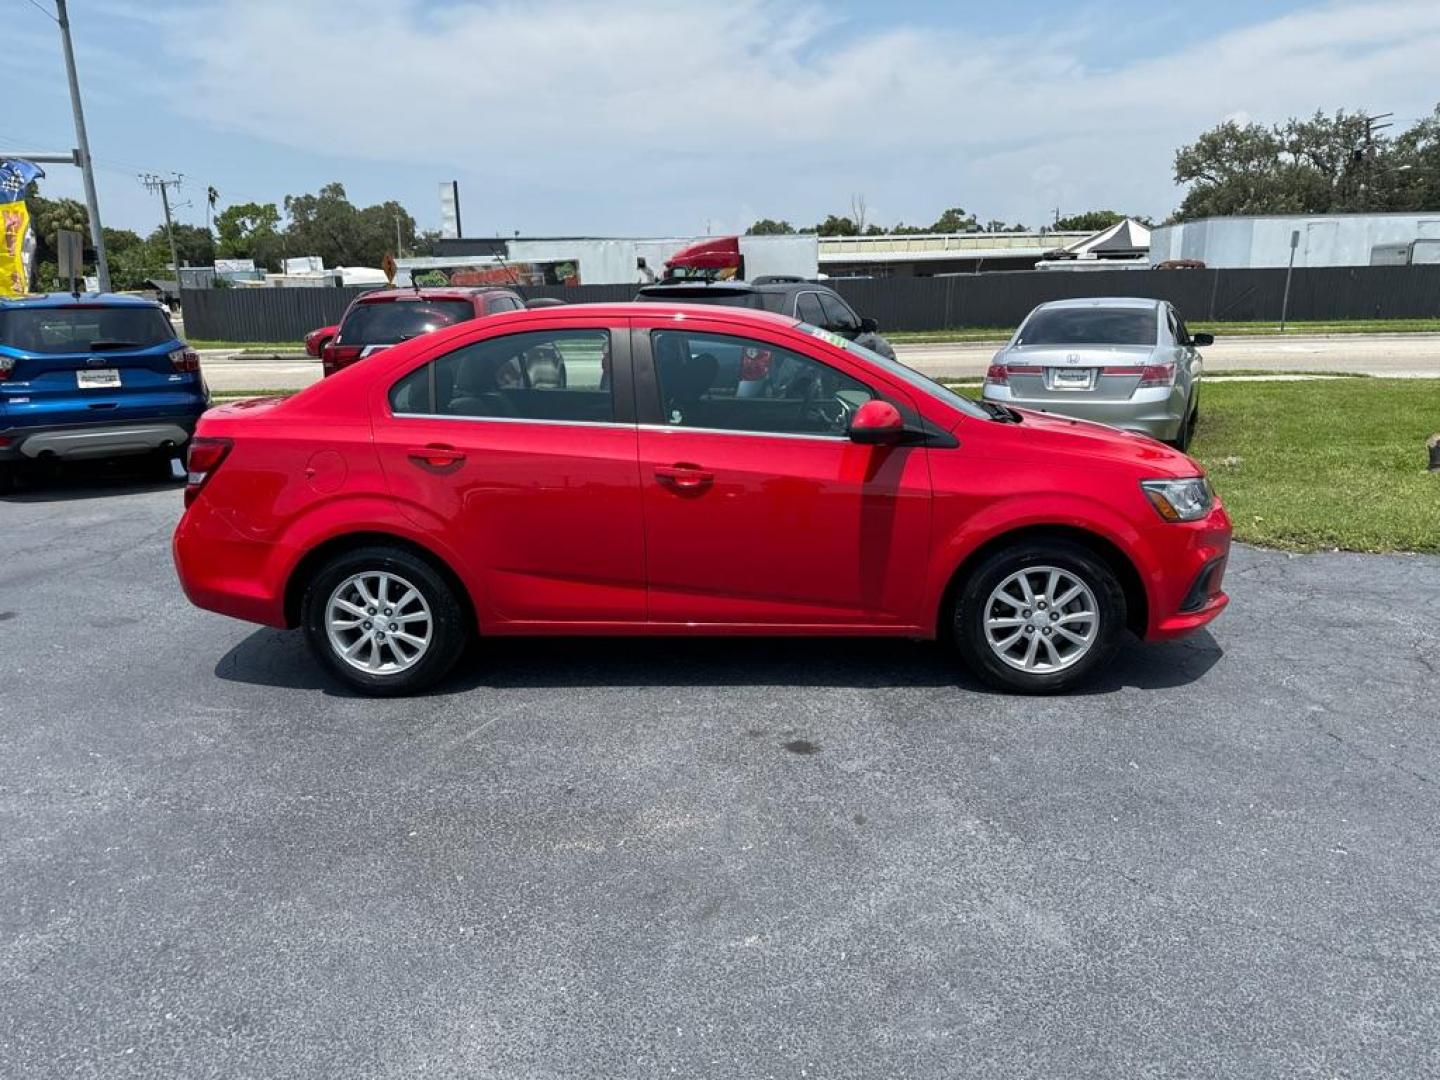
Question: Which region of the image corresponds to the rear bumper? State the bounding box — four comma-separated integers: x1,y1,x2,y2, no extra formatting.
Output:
985,385,1186,441
0,418,198,461
173,500,293,628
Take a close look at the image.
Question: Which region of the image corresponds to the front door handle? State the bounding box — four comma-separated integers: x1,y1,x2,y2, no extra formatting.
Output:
655,463,714,492
407,443,466,471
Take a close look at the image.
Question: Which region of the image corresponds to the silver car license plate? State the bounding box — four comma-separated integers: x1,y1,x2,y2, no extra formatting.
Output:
1048,367,1094,391
77,368,121,389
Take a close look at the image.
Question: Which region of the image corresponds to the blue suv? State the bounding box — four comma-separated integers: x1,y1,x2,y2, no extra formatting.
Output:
0,293,209,483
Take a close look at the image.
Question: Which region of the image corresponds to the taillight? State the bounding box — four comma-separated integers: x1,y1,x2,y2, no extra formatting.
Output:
169,347,201,373
1137,363,1177,388
0,356,14,382
184,436,233,507
323,344,362,375
988,363,1043,384
740,347,772,381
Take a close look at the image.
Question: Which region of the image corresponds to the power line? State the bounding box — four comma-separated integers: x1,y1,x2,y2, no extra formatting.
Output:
22,0,58,22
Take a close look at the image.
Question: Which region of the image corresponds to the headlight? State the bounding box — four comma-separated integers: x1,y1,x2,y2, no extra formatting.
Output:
1141,477,1214,522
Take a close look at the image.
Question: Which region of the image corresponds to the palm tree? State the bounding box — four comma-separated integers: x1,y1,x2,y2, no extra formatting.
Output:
205,185,219,233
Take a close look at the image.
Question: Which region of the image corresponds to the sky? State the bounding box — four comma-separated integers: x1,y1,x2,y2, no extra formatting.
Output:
6,0,1438,241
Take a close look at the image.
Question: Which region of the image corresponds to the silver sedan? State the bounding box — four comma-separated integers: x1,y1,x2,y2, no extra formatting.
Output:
982,297,1208,450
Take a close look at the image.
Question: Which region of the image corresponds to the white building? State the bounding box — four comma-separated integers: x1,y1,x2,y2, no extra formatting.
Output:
1149,212,1440,268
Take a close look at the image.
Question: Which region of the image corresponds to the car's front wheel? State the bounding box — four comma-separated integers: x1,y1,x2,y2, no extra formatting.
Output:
952,540,1126,693
301,545,468,696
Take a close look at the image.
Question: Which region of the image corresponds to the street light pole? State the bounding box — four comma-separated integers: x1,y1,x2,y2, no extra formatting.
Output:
54,0,110,293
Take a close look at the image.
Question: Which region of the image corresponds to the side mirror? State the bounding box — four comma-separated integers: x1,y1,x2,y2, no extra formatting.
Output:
859,316,879,334
848,399,906,445
1191,332,1214,347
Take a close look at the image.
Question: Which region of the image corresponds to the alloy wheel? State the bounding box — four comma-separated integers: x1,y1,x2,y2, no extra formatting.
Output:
982,565,1099,673
324,571,433,675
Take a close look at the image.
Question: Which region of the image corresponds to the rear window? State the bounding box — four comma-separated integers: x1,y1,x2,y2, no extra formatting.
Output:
635,288,765,310
0,306,175,355
339,299,473,345
1015,307,1157,347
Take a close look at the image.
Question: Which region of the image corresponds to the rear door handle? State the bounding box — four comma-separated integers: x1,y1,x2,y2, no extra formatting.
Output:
407,443,466,471
655,464,714,491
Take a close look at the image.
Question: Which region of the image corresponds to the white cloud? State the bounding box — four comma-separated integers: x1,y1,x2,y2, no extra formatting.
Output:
94,0,1440,229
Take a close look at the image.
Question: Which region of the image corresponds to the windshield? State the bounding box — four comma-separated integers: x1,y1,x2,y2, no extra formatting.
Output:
0,305,175,355
339,299,473,345
798,323,988,420
1015,307,1157,347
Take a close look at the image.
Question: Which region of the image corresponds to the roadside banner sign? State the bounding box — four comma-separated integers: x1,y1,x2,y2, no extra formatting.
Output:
0,158,45,297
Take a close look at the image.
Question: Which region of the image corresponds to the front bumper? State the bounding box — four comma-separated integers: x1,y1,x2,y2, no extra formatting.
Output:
0,418,197,462
1142,502,1232,641
984,385,1185,441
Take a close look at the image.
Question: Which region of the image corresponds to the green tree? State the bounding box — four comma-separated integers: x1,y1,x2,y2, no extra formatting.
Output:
283,182,417,268
1388,104,1440,211
214,201,283,266
1166,108,1440,219
809,214,859,236
1053,210,1126,232
146,223,215,268
745,218,797,235
928,206,978,233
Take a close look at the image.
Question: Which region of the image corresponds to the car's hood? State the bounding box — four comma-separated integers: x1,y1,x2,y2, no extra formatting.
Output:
998,344,1158,366
973,405,1200,478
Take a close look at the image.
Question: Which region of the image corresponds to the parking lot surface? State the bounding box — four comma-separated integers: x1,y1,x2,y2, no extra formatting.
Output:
3,469,1439,1079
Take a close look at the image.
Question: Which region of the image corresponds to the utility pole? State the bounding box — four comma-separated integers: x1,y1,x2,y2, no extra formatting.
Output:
54,0,110,292
394,212,404,259
1359,112,1394,210
141,173,184,280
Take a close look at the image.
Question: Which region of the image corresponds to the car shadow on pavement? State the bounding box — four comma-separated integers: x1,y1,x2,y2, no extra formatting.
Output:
213,627,1223,697
0,458,184,503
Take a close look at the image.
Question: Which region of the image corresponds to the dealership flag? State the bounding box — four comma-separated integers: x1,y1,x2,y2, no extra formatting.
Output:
0,158,45,297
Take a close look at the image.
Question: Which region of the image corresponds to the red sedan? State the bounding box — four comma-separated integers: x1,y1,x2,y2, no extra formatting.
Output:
173,303,1230,695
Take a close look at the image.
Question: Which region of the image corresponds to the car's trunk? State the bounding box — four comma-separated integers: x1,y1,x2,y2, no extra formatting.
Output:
1004,345,1154,402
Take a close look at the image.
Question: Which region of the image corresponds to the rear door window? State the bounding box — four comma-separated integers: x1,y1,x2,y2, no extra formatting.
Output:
389,329,614,423
0,306,174,354
340,299,473,345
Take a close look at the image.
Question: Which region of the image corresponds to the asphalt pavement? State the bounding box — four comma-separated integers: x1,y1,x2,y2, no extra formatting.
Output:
198,332,1440,392
2,467,1439,1079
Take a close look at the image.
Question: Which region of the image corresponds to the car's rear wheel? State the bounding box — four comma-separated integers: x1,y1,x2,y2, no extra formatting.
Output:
952,540,1126,693
301,545,468,696
1168,397,1197,451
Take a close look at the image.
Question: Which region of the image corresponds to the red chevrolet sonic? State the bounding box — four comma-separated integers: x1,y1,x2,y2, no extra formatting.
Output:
173,303,1230,696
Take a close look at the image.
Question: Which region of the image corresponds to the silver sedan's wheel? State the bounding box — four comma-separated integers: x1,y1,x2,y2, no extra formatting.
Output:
982,565,1099,674
325,570,433,676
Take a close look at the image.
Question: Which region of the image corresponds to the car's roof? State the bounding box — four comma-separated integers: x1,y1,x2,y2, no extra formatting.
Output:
499,300,802,330
638,280,828,297
1033,297,1164,311
0,291,165,310
354,286,517,303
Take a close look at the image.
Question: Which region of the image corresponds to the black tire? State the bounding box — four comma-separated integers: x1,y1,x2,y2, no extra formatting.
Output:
1168,397,1197,452
951,539,1126,694
301,544,469,696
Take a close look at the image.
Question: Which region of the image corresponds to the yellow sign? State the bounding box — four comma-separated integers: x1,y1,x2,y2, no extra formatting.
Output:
0,198,32,297
0,158,45,297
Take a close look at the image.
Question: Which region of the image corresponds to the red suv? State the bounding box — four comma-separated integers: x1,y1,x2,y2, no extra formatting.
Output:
174,303,1230,696
320,286,525,376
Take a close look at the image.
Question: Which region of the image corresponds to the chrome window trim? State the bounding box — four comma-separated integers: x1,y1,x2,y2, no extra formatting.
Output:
388,410,628,429
637,422,849,443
